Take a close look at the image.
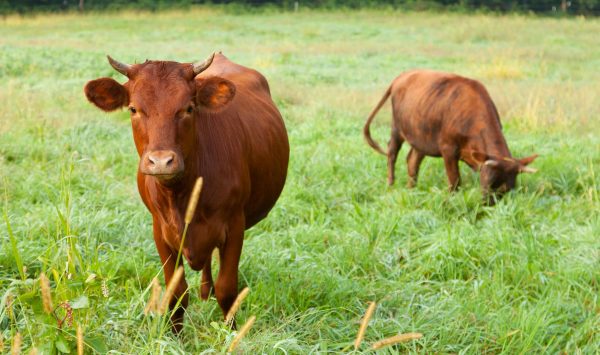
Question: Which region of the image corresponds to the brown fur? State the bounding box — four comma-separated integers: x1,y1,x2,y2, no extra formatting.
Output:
84,78,129,112
196,76,237,110
84,53,289,331
364,70,537,200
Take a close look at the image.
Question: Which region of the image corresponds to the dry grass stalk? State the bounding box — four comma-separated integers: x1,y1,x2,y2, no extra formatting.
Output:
371,332,423,350
77,324,84,355
175,176,204,269
185,177,203,224
144,277,162,315
158,267,184,315
28,348,38,355
0,333,4,350
227,315,256,353
354,301,376,350
39,273,53,314
225,287,250,325
11,332,21,355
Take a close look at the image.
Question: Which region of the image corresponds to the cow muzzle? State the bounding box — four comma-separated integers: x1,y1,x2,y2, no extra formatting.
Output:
140,150,184,181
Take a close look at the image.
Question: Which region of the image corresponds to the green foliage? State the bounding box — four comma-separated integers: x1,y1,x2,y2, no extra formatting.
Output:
0,8,599,353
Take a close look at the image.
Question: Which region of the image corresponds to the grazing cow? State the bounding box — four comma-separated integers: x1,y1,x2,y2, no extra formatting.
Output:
363,70,537,200
84,53,289,331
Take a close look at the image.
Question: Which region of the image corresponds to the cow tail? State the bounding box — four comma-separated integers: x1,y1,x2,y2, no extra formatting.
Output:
363,85,391,156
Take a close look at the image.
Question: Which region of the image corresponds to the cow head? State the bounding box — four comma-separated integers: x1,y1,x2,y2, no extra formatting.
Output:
84,53,236,185
472,151,538,200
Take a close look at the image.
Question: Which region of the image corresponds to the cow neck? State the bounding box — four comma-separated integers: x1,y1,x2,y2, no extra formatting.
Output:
478,114,512,160
463,116,512,169
151,153,202,229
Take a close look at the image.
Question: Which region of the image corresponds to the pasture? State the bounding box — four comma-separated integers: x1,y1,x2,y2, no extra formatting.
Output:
1,7,599,353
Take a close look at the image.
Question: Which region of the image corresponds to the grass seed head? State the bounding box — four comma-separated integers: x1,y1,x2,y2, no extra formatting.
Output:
225,287,250,325
5,293,14,319
158,267,184,315
354,301,376,350
77,324,84,355
371,332,423,350
85,273,97,283
506,329,520,337
185,177,203,224
101,280,109,298
39,273,53,314
144,277,162,315
227,315,256,353
11,332,21,355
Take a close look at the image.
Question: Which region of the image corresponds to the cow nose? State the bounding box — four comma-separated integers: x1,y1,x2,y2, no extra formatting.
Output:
148,153,174,167
142,150,183,178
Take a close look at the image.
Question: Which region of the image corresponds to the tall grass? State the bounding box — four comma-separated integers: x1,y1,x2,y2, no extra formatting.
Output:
0,7,598,353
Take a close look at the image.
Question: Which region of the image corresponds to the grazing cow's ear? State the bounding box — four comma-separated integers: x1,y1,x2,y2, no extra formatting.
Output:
195,76,236,111
518,154,539,173
84,78,129,112
470,150,488,166
518,154,538,166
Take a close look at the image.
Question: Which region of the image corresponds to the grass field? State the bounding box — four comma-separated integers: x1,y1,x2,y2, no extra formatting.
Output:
1,7,599,354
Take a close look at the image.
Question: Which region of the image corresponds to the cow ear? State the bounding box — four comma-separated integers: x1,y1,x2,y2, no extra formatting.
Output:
518,154,538,166
195,76,236,111
84,78,129,112
470,150,488,165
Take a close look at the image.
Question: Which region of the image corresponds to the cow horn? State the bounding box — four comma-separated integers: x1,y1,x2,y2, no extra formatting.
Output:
520,166,538,174
484,159,499,167
192,52,215,75
107,55,131,77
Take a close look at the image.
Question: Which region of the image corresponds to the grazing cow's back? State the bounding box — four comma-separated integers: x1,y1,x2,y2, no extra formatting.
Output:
84,53,289,331
364,70,537,201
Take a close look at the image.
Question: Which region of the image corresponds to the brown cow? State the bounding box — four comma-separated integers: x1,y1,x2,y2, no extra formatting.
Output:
84,53,289,331
363,70,537,200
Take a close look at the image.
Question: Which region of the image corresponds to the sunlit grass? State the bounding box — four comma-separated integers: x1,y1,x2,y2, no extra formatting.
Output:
0,7,599,353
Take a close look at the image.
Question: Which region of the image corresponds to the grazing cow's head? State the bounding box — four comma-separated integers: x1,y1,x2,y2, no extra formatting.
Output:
84,53,236,185
472,151,538,200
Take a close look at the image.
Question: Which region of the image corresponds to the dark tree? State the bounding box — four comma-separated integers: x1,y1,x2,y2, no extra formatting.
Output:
0,0,598,14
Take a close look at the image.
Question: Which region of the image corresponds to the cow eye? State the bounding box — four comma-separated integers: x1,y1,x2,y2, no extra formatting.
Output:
186,106,193,114
129,106,137,114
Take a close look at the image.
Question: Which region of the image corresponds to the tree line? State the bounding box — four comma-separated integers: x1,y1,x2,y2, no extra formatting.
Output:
1,0,599,15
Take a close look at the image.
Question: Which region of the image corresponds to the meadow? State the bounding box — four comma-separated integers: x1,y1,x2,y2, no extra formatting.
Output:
0,7,599,354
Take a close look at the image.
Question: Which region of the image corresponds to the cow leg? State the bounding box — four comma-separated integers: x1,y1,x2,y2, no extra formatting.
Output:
215,213,245,323
441,145,461,191
406,148,425,188
387,131,404,186
199,256,213,300
153,218,189,333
